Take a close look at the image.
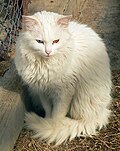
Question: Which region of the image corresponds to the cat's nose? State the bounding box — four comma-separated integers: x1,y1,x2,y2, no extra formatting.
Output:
45,49,52,55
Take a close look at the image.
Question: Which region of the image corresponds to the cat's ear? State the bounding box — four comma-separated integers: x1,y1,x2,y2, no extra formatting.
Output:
57,15,72,27
22,15,39,31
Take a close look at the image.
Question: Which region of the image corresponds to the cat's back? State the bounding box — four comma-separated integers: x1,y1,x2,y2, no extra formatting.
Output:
68,21,107,57
68,21,100,40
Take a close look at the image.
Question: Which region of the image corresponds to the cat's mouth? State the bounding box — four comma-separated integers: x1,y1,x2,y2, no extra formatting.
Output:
40,53,53,58
44,54,51,58
46,54,50,57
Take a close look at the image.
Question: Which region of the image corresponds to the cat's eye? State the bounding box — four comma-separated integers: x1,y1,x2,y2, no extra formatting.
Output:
52,39,59,44
36,39,44,44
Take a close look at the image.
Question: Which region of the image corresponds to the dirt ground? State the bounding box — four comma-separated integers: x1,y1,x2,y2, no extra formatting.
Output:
0,0,120,150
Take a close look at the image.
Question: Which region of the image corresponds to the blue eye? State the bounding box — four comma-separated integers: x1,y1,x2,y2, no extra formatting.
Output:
36,39,44,44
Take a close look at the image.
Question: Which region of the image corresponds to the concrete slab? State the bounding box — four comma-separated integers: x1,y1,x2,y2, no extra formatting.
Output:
0,64,25,151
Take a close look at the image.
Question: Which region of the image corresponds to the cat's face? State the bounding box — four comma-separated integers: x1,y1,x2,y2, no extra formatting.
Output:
22,12,72,58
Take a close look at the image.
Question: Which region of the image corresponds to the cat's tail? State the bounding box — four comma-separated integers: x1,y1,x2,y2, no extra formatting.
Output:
25,112,106,145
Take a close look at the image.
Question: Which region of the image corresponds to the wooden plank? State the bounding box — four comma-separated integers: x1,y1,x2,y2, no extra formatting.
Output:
0,63,25,151
28,0,70,15
27,0,86,16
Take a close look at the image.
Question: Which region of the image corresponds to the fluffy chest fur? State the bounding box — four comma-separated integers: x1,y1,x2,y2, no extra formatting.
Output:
16,48,76,92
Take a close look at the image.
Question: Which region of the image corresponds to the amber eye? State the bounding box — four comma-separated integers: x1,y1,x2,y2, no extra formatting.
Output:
36,39,44,44
52,39,59,44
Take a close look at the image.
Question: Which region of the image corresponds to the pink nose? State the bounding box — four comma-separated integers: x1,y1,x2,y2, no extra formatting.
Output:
45,49,52,55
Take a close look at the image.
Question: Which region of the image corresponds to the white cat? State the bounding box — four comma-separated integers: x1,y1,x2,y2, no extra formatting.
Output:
15,11,112,145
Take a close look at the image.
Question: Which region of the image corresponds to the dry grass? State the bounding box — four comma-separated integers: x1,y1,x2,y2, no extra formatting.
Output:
12,70,120,151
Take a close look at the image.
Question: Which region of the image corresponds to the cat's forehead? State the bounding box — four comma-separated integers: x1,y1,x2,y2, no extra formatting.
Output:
35,11,60,25
34,11,62,41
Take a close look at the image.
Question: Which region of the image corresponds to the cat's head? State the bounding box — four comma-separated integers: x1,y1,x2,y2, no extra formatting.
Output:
21,11,72,58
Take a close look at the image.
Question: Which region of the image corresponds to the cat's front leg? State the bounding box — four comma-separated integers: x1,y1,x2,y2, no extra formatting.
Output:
40,94,52,118
52,90,73,119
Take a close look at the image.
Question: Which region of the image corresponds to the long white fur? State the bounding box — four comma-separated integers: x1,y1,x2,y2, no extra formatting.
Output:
15,11,112,145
